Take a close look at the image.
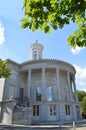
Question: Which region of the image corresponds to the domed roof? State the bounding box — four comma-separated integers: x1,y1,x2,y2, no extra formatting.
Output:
30,40,44,50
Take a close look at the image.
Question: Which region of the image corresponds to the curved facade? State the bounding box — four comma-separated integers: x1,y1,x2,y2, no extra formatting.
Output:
0,41,81,125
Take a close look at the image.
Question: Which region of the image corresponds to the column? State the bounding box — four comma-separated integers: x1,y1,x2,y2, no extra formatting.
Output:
73,76,79,102
42,68,46,101
56,68,61,121
41,68,46,121
27,69,31,100
56,67,61,101
67,71,73,102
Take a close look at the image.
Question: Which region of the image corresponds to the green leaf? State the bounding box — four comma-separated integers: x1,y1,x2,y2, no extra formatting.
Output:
44,26,51,34
0,59,11,78
21,0,86,48
20,17,28,22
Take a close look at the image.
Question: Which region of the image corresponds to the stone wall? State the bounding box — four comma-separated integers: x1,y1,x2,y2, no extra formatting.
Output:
13,108,32,125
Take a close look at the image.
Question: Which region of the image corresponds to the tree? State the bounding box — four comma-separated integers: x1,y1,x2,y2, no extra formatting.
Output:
77,90,86,113
77,90,86,102
81,96,86,113
0,59,11,78
21,0,86,48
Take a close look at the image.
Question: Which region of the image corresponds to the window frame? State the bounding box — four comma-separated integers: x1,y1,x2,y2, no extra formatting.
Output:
65,104,70,115
49,105,56,116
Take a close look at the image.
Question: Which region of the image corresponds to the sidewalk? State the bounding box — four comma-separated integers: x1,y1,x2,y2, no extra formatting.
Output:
0,120,86,130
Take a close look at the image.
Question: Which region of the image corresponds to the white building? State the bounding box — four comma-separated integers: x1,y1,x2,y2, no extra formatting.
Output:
0,40,82,125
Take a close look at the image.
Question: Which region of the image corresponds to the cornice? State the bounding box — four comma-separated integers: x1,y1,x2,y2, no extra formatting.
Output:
7,59,19,66
20,59,76,72
7,59,76,73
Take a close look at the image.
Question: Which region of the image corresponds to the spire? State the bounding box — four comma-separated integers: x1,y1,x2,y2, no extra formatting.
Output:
36,38,38,43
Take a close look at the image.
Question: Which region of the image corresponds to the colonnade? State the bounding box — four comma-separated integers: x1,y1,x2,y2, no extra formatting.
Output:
27,67,78,102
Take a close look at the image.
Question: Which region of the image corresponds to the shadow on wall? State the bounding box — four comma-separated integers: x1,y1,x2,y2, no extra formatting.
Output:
82,113,86,119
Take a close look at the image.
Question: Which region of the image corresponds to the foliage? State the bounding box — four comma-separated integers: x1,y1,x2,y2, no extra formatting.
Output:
0,59,11,78
77,90,86,102
81,96,86,113
21,0,86,48
77,90,86,113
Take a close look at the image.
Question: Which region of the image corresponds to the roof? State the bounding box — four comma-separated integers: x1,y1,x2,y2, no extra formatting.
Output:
30,40,44,50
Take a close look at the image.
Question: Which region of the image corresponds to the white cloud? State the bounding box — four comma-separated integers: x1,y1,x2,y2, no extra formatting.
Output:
74,65,86,91
80,88,86,92
71,46,85,55
0,20,5,44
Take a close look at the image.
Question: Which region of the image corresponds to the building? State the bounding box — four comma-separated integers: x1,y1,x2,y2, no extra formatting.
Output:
0,40,82,125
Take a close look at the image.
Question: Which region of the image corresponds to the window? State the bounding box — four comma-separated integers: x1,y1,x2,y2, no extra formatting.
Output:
65,105,70,115
49,105,56,116
36,87,42,101
33,51,37,60
33,105,39,116
33,53,37,60
72,82,75,93
71,82,76,100
47,86,52,101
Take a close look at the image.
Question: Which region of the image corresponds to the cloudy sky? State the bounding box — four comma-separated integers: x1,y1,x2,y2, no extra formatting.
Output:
0,0,86,91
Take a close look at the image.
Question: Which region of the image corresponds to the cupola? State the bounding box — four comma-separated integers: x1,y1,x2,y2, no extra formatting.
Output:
30,40,44,60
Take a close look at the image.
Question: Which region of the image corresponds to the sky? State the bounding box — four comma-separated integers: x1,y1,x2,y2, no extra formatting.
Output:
0,0,86,92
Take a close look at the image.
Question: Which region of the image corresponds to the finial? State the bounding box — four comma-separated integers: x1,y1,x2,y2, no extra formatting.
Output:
35,37,38,43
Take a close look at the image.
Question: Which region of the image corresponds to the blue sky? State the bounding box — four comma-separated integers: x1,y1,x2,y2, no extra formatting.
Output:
0,0,86,91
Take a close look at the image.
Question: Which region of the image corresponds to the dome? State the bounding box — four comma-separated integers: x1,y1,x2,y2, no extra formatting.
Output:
30,40,44,51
